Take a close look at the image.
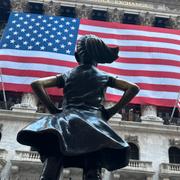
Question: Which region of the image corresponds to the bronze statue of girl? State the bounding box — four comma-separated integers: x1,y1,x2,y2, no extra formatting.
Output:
17,35,139,180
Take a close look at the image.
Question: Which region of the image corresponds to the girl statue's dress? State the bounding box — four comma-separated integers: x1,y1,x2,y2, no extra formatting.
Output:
17,35,139,180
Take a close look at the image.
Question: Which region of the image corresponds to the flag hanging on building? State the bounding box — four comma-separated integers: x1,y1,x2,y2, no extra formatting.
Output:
0,12,180,107
177,92,180,112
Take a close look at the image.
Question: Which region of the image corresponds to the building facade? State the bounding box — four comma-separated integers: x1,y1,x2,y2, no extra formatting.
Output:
0,0,180,180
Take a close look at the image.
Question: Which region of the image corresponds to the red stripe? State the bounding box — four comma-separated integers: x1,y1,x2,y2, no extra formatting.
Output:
80,19,180,35
137,83,179,92
0,83,64,96
106,94,175,107
79,30,180,45
2,68,179,92
99,66,180,79
1,55,179,79
0,55,78,67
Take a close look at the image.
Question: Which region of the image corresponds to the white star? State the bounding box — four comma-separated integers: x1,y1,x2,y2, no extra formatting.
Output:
52,27,57,31
33,30,38,33
31,18,35,22
35,42,40,45
28,46,33,49
12,20,16,24
13,31,18,35
23,41,28,45
38,34,43,37
19,17,24,20
43,38,47,42
40,46,45,50
24,21,28,25
62,36,67,40
64,29,68,33
21,28,26,32
71,26,75,30
16,24,21,27
15,44,20,48
59,24,63,28
31,38,35,41
2,44,7,48
10,39,15,44
9,28,13,31
61,44,65,48
18,36,23,40
57,32,62,35
45,30,50,34
68,42,72,45
49,16,54,20
40,26,45,30
48,42,52,46
53,47,58,52
26,33,31,37
66,49,71,54
36,22,40,26
69,34,74,37
43,19,47,23
66,22,70,25
61,18,65,21
55,39,60,43
38,15,42,19
50,35,54,38
47,23,52,27
54,20,58,24
72,19,77,22
26,14,31,18
29,26,33,29
15,13,19,17
6,35,10,39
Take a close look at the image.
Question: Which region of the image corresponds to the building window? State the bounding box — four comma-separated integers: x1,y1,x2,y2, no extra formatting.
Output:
153,17,171,28
60,6,76,18
91,10,109,21
169,147,180,164
0,0,11,23
122,13,140,25
129,142,139,160
27,2,44,14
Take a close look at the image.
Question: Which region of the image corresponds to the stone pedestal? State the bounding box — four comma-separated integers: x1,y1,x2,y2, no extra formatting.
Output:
12,93,38,113
141,105,163,125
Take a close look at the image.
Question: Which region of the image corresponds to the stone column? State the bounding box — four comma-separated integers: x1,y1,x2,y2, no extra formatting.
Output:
146,176,153,180
139,12,155,26
141,105,163,124
43,1,60,16
76,4,93,19
12,93,38,113
11,0,29,12
108,8,124,23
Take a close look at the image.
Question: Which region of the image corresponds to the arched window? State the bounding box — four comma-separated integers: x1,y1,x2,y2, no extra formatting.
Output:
122,13,140,25
27,2,44,14
169,147,180,164
60,6,76,18
91,10,109,21
153,17,171,28
129,142,139,160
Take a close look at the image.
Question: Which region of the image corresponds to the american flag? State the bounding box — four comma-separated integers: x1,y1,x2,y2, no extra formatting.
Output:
0,12,180,107
177,92,180,112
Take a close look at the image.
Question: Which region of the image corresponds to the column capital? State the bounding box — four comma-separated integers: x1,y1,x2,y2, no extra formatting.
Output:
11,0,28,12
139,12,155,26
108,8,124,22
76,4,92,19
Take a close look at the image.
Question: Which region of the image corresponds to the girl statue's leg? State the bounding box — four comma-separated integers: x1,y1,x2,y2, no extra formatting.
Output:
83,167,102,180
39,156,63,180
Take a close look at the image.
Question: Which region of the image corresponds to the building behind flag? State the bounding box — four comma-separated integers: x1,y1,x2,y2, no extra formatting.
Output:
0,1,180,180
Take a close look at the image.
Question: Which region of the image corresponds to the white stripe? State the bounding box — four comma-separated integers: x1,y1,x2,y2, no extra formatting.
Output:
78,35,180,51
107,62,180,74
1,74,177,100
1,61,180,86
119,51,180,62
0,61,72,73
107,88,178,100
0,49,76,62
79,24,180,41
